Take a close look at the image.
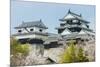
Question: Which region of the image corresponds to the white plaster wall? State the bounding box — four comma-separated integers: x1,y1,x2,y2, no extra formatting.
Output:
64,14,75,19
34,34,48,40
15,34,48,40
34,27,46,33
26,27,46,32
16,28,28,33
61,21,66,24
15,34,35,39
16,27,47,34
61,29,71,35
79,30,86,34
81,23,87,28
26,27,35,32
25,27,46,33
73,19,78,23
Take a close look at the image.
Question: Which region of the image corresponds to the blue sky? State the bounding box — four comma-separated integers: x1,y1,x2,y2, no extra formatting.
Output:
11,1,95,34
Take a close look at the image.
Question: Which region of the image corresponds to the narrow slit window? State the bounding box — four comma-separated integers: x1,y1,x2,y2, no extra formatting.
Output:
18,30,22,33
39,29,42,32
30,29,34,31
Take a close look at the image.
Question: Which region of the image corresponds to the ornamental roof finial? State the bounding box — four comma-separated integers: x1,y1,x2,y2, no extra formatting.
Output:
40,19,42,22
68,9,71,13
80,14,82,17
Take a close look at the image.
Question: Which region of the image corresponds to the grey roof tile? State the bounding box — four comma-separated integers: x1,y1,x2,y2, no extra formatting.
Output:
15,20,48,29
60,10,90,23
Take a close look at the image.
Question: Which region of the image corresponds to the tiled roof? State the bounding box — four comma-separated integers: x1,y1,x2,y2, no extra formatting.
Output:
13,32,48,36
44,33,62,44
59,10,90,23
68,10,82,17
62,33,95,40
15,20,48,29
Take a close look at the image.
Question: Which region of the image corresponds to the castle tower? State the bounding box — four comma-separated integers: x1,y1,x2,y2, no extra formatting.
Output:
56,10,95,40
14,19,48,41
13,20,48,57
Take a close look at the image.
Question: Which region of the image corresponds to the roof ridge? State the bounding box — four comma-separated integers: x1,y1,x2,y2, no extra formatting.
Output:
15,20,48,29
69,11,81,17
68,9,81,17
23,20,41,24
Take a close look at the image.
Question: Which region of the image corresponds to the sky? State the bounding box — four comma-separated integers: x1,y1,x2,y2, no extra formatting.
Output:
11,0,95,34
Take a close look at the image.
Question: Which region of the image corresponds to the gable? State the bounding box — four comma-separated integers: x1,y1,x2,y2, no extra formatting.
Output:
61,29,71,35
79,30,86,34
64,14,75,19
81,24,87,28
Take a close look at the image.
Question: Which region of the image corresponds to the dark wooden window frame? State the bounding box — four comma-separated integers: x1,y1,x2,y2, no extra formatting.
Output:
30,28,34,31
39,29,42,32
18,30,22,33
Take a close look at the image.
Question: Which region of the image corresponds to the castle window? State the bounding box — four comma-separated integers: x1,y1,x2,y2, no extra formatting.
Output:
60,23,65,26
86,25,89,28
18,30,22,33
30,29,34,31
73,20,78,23
67,20,73,24
39,29,42,32
67,20,70,23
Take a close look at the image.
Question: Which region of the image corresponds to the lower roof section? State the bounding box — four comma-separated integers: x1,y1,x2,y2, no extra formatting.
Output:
12,32,48,41
13,32,48,36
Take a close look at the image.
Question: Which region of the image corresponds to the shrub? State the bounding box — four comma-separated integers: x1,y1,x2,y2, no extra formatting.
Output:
10,38,30,66
60,40,77,63
10,38,30,56
76,47,89,62
60,40,89,63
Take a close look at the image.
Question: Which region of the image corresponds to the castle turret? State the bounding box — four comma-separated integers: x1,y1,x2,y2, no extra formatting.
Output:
13,20,48,41
13,20,48,57
56,10,95,40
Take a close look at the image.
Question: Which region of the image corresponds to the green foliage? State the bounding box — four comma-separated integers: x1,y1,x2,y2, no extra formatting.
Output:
77,47,89,62
10,38,30,56
60,40,89,63
15,44,30,56
10,38,19,55
60,40,77,63
10,38,30,65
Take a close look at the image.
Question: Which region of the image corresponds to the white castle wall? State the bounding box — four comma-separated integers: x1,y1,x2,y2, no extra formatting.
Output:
16,27,47,34
16,28,28,33
15,34,48,40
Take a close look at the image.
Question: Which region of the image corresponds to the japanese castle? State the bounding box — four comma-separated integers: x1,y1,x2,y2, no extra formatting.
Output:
13,10,95,47
12,10,95,64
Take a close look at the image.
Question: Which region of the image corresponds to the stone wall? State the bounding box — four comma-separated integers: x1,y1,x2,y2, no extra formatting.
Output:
15,39,95,65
